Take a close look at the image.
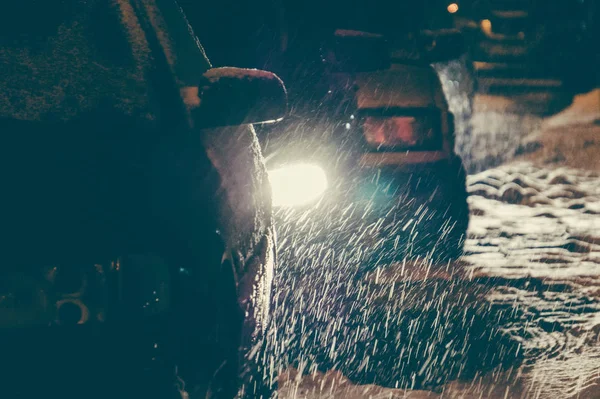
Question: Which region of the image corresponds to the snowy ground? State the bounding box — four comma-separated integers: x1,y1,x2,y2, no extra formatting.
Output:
462,163,600,398
542,89,600,130
518,89,600,171
276,91,600,399
469,99,543,172
278,162,600,399
468,88,600,173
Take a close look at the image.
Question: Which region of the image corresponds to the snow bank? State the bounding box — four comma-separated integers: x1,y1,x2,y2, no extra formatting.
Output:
466,162,600,279
543,89,600,129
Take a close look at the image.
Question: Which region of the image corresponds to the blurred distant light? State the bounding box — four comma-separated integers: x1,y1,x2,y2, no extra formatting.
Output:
481,19,492,34
447,3,459,13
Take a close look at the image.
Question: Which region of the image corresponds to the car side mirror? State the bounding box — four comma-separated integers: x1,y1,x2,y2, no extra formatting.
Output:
419,29,466,63
192,67,287,129
323,29,391,73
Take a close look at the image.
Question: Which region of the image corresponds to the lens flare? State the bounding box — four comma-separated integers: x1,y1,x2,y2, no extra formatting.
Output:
268,164,328,207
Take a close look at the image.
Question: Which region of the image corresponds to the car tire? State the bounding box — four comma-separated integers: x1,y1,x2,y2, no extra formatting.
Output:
120,234,274,399
435,156,469,262
205,231,276,399
399,157,469,264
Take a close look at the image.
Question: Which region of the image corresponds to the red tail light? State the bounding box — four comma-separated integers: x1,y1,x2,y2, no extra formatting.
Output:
362,113,442,150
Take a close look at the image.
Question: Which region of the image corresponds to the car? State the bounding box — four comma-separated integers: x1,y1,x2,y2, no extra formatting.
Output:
185,0,477,170
257,29,472,389
259,29,469,268
0,0,286,398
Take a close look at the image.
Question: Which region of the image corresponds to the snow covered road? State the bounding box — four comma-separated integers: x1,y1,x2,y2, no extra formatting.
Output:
278,162,600,399
461,162,600,398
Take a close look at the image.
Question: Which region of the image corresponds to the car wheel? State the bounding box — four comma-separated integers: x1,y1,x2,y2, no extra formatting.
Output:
204,231,276,399
392,157,469,264
114,244,234,399
115,233,274,399
435,156,469,262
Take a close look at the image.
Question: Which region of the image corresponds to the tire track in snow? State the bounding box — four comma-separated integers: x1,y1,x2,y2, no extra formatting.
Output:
465,162,600,398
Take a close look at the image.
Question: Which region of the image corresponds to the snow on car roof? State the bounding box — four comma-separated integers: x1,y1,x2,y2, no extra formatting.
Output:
354,64,446,110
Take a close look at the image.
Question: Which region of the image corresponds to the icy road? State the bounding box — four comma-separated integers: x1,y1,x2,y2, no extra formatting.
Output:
275,162,600,399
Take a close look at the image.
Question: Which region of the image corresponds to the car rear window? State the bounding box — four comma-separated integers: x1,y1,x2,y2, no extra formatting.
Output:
360,108,443,151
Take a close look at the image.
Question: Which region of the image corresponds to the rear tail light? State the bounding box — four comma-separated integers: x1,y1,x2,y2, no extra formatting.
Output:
362,113,442,151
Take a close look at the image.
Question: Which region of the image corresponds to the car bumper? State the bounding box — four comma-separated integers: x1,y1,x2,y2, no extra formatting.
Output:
359,151,449,168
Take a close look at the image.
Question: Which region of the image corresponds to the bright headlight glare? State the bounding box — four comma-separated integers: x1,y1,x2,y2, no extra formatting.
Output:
268,164,328,207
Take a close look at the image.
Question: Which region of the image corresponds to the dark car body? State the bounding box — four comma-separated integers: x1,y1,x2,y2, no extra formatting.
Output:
0,0,278,398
